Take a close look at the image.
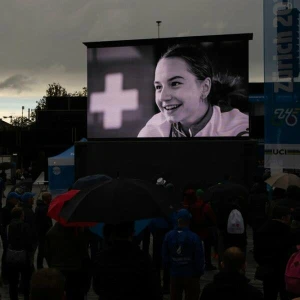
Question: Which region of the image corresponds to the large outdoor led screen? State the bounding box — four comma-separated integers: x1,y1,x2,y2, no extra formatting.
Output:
86,34,252,138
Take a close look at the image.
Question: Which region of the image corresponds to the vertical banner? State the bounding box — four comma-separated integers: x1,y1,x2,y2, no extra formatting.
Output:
264,0,300,169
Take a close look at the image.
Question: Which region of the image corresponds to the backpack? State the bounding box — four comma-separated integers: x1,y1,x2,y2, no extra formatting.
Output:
285,246,300,295
226,197,245,234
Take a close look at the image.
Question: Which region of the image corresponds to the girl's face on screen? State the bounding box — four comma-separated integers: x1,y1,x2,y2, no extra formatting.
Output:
154,57,210,128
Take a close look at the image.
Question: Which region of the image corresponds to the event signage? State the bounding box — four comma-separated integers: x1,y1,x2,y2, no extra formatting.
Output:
264,0,300,169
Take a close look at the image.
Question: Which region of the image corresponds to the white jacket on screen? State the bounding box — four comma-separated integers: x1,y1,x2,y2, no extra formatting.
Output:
137,105,249,137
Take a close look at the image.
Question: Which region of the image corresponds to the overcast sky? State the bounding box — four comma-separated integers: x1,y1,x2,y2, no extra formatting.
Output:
0,0,264,119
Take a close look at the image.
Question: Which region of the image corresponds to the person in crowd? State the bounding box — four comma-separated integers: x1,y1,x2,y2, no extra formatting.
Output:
150,215,171,293
149,181,176,294
200,246,263,300
35,192,53,269
286,207,300,300
138,44,249,138
213,177,249,263
278,185,300,211
254,205,295,300
290,208,300,247
30,268,66,300
0,170,7,198
93,221,162,300
248,177,268,245
19,192,38,269
266,187,286,218
0,176,4,205
45,223,91,300
183,188,217,271
6,206,34,300
0,192,20,282
162,209,205,300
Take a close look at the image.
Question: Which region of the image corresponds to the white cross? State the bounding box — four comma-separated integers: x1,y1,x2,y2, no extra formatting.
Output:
90,73,139,129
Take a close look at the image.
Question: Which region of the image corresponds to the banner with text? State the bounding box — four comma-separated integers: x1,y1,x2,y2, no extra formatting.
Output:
264,0,300,169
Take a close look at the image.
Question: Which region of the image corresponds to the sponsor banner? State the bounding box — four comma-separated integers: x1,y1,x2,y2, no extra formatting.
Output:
265,144,300,168
264,95,300,144
264,0,300,168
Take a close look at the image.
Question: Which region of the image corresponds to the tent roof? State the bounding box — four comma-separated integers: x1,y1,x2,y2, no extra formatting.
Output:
51,145,75,159
49,138,87,159
48,138,87,166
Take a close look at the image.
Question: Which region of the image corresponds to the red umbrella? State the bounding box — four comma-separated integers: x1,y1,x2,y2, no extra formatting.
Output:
48,189,97,227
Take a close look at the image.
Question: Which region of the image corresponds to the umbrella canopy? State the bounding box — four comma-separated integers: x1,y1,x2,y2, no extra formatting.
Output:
59,178,173,224
48,189,97,227
72,174,111,190
265,173,300,190
204,182,249,221
0,162,15,170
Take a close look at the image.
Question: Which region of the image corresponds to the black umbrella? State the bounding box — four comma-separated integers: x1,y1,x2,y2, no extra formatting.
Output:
204,182,249,219
72,174,112,190
0,162,15,170
59,178,174,224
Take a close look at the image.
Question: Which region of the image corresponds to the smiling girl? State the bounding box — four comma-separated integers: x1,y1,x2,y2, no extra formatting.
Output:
138,44,249,138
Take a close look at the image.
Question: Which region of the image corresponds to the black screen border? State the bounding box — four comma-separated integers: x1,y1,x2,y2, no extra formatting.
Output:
85,33,253,141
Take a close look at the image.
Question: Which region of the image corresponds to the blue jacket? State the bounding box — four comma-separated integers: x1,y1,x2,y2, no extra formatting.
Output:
162,227,205,277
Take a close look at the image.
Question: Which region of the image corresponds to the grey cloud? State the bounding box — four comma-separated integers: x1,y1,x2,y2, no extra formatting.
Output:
0,0,264,82
0,75,35,93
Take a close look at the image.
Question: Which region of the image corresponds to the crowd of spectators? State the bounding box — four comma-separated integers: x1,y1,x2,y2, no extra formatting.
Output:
0,172,300,300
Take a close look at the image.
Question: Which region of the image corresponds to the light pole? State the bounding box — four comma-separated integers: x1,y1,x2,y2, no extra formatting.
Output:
21,106,24,128
156,21,162,38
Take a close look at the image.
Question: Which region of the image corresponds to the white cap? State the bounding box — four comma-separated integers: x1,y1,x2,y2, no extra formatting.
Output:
156,177,166,186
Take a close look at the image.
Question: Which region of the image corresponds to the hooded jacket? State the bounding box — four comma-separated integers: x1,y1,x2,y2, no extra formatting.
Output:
7,218,34,254
1,202,16,230
162,227,205,277
200,271,263,300
19,201,37,244
35,199,52,238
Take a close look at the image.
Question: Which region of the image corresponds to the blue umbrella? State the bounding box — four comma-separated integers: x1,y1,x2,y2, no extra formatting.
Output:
89,218,153,237
72,174,112,190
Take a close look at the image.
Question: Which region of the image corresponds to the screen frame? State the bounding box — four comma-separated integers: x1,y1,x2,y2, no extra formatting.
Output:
85,33,253,141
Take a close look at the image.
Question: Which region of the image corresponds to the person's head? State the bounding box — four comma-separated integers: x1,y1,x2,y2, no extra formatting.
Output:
11,206,24,221
221,247,246,273
165,182,174,192
272,205,291,224
7,192,20,206
196,189,204,200
103,224,115,245
42,192,52,205
177,209,192,228
104,221,135,242
156,177,166,186
15,187,25,195
272,187,286,200
184,189,197,206
30,268,66,300
286,185,300,200
154,44,213,129
115,221,135,240
21,192,35,206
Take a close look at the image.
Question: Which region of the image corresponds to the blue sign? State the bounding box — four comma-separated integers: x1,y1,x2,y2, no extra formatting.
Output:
264,0,300,169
